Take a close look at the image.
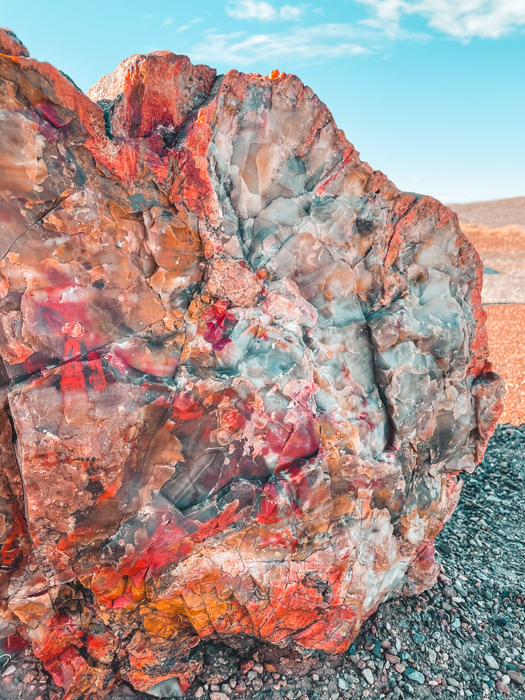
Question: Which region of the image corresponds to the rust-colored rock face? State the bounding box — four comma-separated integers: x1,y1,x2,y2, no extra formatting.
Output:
0,28,503,699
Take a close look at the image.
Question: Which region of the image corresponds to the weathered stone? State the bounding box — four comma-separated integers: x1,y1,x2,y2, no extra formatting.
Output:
484,654,500,670
508,670,525,686
404,668,425,685
0,27,28,58
0,29,503,699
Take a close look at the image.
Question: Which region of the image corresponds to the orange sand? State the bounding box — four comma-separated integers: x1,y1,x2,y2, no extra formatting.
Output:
458,223,524,425
462,223,525,254
485,305,525,425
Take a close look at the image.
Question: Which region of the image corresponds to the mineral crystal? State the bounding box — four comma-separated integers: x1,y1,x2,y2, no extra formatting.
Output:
0,28,503,698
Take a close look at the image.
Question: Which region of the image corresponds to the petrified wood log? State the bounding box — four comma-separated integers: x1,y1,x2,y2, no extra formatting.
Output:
0,28,503,699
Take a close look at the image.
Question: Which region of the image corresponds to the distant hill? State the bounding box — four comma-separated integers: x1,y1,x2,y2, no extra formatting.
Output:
451,196,525,229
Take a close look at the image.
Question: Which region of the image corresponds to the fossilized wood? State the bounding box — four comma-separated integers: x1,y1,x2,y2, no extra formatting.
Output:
0,28,503,699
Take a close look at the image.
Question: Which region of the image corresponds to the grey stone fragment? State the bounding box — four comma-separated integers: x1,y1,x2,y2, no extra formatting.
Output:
484,654,499,669
361,668,374,685
508,670,525,685
404,668,425,684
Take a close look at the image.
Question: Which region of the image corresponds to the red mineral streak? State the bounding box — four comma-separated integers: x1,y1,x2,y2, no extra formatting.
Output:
0,27,503,699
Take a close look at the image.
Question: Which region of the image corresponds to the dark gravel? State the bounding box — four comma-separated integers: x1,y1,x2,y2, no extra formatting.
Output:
0,424,523,700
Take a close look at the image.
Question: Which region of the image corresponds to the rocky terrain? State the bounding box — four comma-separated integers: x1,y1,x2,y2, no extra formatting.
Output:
0,423,523,699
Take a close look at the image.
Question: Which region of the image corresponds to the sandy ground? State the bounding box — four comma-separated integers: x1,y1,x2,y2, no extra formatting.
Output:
452,197,525,229
485,305,525,426
458,222,525,425
463,224,525,305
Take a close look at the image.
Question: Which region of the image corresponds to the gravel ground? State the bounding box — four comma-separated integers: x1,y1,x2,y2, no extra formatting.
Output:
0,425,524,700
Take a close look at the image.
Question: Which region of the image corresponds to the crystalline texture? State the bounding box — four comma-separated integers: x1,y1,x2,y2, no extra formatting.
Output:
0,30,503,698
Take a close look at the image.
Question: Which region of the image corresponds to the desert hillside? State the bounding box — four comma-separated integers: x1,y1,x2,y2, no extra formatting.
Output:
452,196,525,229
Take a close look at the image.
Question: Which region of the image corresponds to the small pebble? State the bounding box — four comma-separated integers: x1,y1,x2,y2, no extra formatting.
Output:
508,670,525,685
404,668,425,685
484,654,499,670
495,680,510,695
23,670,37,684
240,660,254,674
361,668,374,685
338,677,349,690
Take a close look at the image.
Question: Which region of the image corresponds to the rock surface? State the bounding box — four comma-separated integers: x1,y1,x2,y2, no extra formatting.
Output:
0,28,503,699
1,426,524,700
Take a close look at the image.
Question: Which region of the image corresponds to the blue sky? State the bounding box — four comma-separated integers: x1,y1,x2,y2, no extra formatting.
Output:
3,0,524,204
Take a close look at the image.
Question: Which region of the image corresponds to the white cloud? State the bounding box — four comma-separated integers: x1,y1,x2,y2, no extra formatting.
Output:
187,0,523,74
227,1,277,20
226,0,304,21
175,18,202,34
192,24,368,66
280,4,304,20
358,0,525,39
163,18,174,26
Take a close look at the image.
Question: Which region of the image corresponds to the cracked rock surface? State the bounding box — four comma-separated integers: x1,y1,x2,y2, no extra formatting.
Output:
1,424,524,700
0,28,503,699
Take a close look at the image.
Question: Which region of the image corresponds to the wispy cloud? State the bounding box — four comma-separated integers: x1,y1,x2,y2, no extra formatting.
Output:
192,24,368,66
163,18,174,26
175,18,202,35
279,4,304,20
358,0,525,39
189,0,524,72
226,1,304,22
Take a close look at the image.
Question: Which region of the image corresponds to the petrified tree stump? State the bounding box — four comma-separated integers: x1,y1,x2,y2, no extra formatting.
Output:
0,28,503,699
